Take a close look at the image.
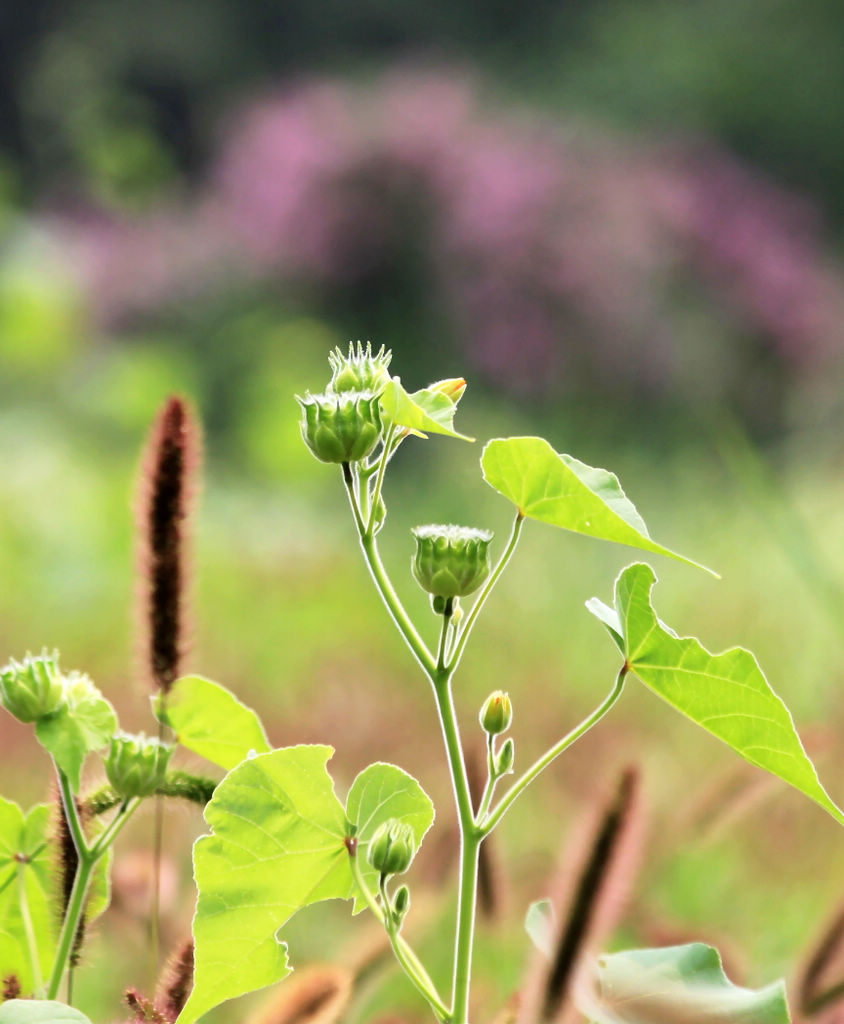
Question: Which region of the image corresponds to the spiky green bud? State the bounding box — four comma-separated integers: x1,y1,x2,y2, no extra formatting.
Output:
480,690,513,735
328,342,392,395
106,732,173,799
367,819,416,877
0,652,65,723
411,524,493,598
298,390,383,463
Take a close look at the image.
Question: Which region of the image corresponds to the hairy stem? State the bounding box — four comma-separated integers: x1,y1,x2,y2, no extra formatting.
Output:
482,665,628,835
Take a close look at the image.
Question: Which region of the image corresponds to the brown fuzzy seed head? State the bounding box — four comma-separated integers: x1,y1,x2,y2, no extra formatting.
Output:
157,939,194,1021
2,974,21,1000
52,785,90,967
136,396,201,694
125,988,171,1023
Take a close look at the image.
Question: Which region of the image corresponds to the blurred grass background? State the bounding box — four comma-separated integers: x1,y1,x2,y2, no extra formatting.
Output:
2,1,844,1021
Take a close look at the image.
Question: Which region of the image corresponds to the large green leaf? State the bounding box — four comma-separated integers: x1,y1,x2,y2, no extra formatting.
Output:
0,1002,93,1023
345,762,435,913
481,437,714,574
587,563,844,825
155,675,270,770
380,378,473,441
582,943,790,1024
35,674,116,790
179,747,434,1023
0,801,55,996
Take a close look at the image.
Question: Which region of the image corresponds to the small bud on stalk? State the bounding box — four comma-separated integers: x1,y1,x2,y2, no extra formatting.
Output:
392,884,411,927
411,525,493,599
496,737,516,776
106,733,174,799
328,342,392,394
368,819,417,877
298,391,383,464
0,652,65,723
480,691,513,736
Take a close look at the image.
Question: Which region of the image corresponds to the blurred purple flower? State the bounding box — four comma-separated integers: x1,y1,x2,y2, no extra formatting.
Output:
48,67,844,395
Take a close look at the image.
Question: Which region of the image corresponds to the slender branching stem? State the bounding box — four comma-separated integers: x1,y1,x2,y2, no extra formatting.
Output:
474,733,498,826
17,862,43,996
481,665,629,836
367,426,397,535
447,512,524,673
57,771,90,860
90,798,142,859
348,845,449,1021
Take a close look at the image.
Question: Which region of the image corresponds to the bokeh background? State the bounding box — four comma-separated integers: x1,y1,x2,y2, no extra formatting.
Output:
2,2,844,1021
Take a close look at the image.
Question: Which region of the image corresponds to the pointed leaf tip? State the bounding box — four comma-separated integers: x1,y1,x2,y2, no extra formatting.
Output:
480,437,717,575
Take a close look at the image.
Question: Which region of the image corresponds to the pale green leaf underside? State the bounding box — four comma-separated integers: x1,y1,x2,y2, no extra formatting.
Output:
583,943,790,1024
381,378,473,441
524,898,556,959
346,762,435,913
593,563,844,826
481,437,715,575
34,687,117,791
0,1001,94,1024
0,800,56,994
156,675,271,770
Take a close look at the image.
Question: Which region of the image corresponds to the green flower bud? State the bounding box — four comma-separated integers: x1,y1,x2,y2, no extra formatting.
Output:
480,690,513,735
367,819,416,877
496,737,515,776
411,525,493,599
106,732,174,799
298,391,383,464
0,652,65,723
328,342,392,395
392,884,411,927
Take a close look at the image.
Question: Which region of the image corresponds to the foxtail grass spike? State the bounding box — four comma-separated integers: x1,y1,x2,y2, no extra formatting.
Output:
125,987,172,1023
53,785,90,968
797,900,844,1015
2,974,21,1000
158,939,194,1021
246,963,354,1024
136,395,201,694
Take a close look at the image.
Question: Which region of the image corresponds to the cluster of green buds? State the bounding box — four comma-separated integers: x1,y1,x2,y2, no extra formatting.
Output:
106,732,174,799
0,651,65,723
368,819,417,877
297,342,395,465
411,525,494,601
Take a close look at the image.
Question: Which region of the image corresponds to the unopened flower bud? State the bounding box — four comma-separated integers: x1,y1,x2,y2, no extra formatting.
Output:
427,377,467,404
298,391,383,464
480,691,513,735
367,819,416,877
328,342,392,395
411,525,493,599
0,652,65,723
496,737,515,776
106,733,173,799
392,884,411,927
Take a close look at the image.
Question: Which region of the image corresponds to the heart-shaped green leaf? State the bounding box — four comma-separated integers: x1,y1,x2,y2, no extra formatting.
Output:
0,800,55,996
346,762,435,913
155,675,270,770
482,437,715,574
587,563,844,825
380,378,473,441
179,747,434,1023
581,943,790,1024
35,674,116,790
0,1001,94,1023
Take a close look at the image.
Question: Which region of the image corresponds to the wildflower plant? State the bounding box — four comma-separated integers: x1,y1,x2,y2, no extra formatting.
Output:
0,342,842,1024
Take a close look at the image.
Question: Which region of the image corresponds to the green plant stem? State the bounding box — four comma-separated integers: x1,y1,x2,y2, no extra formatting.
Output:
475,734,497,825
367,426,397,533
348,846,449,1022
47,792,141,999
343,467,436,676
47,853,95,1000
17,862,43,996
447,512,524,673
432,672,478,1024
481,665,628,835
